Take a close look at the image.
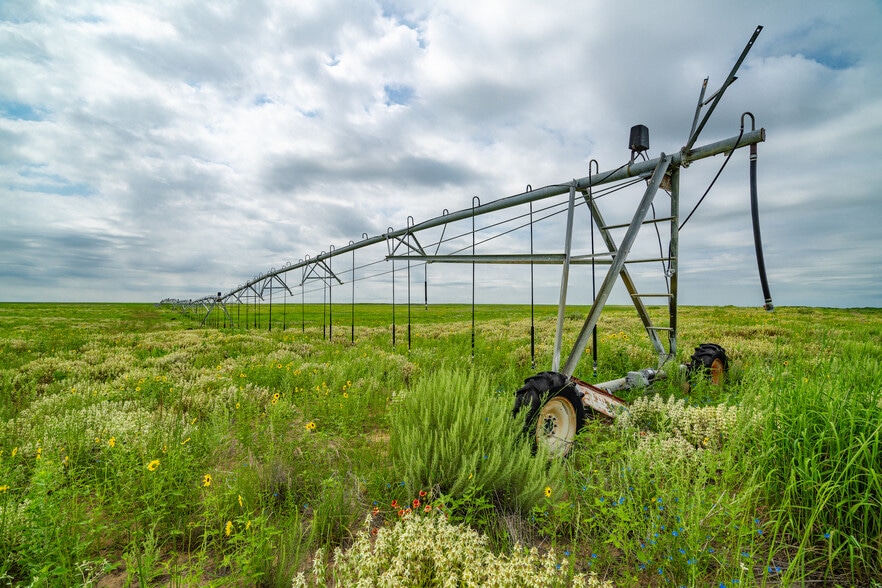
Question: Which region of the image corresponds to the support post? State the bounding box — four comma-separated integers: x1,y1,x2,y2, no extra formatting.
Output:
552,183,577,372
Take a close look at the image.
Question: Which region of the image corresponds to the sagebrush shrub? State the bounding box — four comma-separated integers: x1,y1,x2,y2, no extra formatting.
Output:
389,368,561,514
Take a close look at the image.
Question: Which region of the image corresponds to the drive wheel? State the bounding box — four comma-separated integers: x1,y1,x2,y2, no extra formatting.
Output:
688,343,728,385
513,372,584,457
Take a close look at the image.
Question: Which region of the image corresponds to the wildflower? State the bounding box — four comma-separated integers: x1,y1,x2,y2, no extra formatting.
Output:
181,437,191,445
245,520,251,530
413,499,420,509
372,506,380,516
235,402,240,409
147,459,160,471
391,500,399,508
424,505,431,513
203,474,212,487
824,532,831,539
419,490,427,498
135,387,141,392
238,495,244,508
108,437,116,448
343,392,349,398
0,485,8,492
544,486,552,498
272,393,280,405
305,421,316,431
225,521,233,536
36,447,42,460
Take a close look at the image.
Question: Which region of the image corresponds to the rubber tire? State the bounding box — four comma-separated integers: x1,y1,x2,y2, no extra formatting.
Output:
688,343,728,385
512,372,585,457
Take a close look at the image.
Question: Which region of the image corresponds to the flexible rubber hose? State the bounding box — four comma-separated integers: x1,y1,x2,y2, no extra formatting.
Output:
750,143,774,311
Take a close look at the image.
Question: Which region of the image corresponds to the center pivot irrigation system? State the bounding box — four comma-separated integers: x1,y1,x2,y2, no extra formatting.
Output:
162,27,773,456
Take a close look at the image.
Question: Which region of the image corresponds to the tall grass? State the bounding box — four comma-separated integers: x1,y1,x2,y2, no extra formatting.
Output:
754,353,882,584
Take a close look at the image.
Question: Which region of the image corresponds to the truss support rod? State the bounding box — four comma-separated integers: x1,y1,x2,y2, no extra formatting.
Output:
685,25,762,152
386,254,678,265
552,183,577,372
562,154,673,377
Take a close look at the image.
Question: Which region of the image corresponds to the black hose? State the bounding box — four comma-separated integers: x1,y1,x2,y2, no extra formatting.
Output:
750,142,774,311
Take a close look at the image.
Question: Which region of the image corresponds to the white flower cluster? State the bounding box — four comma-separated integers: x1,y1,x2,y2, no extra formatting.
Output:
293,514,613,588
616,394,759,451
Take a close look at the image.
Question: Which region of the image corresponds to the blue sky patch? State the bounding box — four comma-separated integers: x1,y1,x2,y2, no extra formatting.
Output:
384,84,414,106
0,100,43,121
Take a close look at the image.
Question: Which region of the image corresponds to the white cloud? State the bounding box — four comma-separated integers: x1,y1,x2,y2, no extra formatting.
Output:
0,0,880,308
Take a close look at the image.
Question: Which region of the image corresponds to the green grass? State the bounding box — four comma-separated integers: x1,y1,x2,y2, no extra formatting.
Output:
0,302,880,586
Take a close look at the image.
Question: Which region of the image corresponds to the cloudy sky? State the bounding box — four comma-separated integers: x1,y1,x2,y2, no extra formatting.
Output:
2,0,881,308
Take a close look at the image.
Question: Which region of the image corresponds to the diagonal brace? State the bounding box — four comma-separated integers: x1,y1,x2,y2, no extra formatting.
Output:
562,154,673,377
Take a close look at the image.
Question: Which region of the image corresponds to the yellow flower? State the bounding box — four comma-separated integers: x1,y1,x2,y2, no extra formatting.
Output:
203,474,212,487
36,447,42,460
181,437,191,445
11,447,18,458
0,485,9,492
271,393,280,405
147,459,160,471
544,486,552,498
108,437,116,448
342,392,349,399
305,421,316,431
245,520,251,531
235,402,240,409
225,520,233,536
238,494,244,508
135,386,141,392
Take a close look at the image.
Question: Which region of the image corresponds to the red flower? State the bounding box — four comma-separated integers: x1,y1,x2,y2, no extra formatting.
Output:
391,500,399,508
419,490,427,498
424,504,432,513
372,506,380,516
413,499,420,509
397,509,405,517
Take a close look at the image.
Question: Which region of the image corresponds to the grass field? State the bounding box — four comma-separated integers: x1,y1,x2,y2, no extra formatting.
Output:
0,302,880,587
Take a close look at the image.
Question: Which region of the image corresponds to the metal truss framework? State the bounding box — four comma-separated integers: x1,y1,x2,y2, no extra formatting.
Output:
161,26,767,381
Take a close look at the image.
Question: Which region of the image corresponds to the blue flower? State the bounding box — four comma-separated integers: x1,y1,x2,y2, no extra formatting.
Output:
768,566,781,574
824,532,831,539
564,550,571,557
591,553,597,559
741,551,750,558
672,530,678,537
678,548,685,555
